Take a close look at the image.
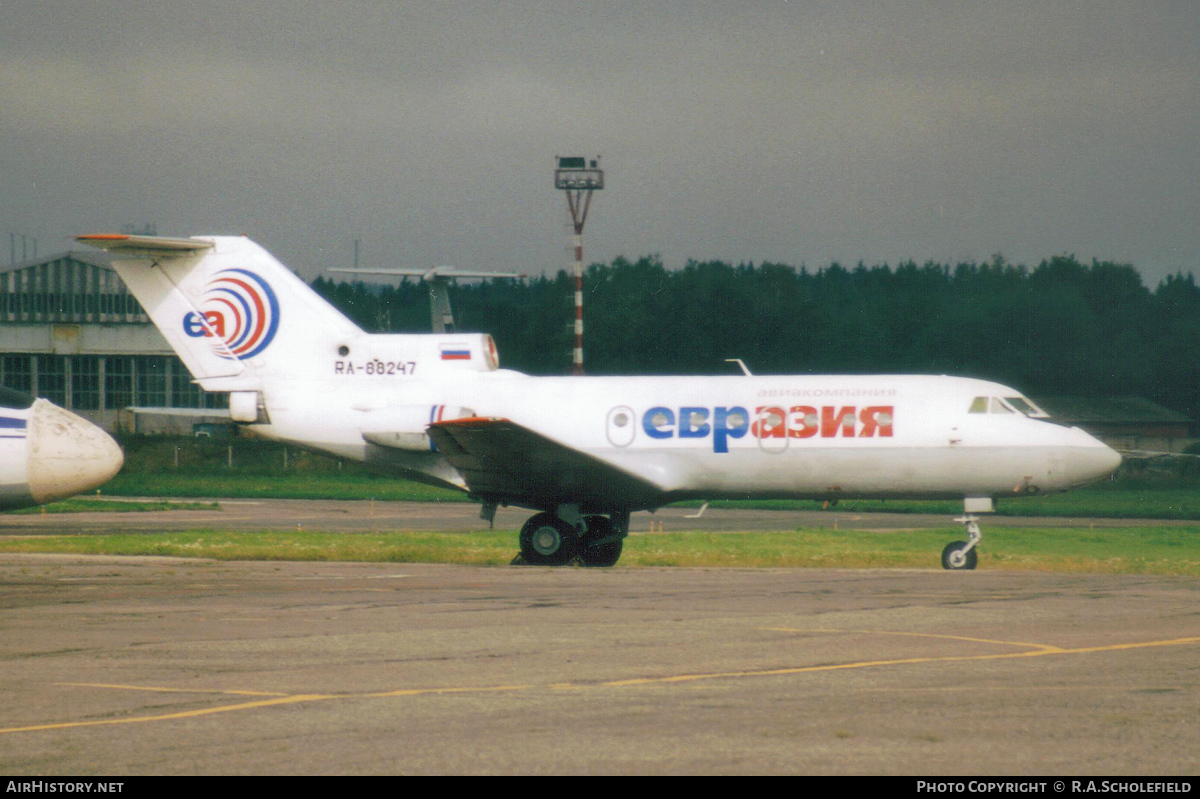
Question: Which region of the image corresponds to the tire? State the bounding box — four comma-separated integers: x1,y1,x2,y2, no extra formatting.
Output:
941,540,978,571
580,515,623,568
519,512,579,566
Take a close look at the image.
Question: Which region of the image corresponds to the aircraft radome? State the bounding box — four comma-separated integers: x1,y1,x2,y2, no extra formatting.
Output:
0,386,124,511
77,234,1122,569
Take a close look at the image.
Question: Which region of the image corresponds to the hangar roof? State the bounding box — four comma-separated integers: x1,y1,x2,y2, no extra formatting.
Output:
1034,396,1191,426
1,250,147,325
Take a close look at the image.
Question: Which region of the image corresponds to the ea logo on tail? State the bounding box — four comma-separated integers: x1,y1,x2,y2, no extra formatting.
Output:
182,269,280,359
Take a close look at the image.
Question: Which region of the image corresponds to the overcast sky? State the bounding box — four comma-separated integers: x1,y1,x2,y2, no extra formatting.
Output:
3,1,1198,286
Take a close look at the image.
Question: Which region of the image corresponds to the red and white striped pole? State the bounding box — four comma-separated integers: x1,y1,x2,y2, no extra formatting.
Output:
573,232,584,375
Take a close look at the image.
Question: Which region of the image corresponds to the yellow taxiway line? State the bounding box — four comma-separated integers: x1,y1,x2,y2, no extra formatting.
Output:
4,632,1197,735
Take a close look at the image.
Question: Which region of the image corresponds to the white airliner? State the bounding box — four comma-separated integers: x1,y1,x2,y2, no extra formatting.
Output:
0,386,124,511
77,234,1122,569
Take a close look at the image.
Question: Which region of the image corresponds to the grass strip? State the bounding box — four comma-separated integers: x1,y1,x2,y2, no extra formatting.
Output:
100,472,468,502
1,526,1197,575
11,498,219,515
98,471,1200,519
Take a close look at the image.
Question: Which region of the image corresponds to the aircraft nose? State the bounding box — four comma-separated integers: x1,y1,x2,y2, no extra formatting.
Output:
1100,443,1123,475
26,400,124,504
1071,432,1123,485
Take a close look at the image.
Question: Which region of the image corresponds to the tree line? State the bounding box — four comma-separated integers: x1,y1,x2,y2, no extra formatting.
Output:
311,254,1200,420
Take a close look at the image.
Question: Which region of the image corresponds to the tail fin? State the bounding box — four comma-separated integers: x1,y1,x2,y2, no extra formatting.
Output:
77,235,363,391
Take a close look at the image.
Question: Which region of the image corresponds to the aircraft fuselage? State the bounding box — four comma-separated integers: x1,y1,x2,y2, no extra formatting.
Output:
245,371,1120,509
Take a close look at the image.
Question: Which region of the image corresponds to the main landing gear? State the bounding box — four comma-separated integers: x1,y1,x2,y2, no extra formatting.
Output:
517,507,629,567
941,514,982,570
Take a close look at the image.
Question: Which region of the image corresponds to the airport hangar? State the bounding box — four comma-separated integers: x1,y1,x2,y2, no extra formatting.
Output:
1,249,1193,451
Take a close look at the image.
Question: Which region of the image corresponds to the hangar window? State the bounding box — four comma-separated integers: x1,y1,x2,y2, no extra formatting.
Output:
1,356,32,395
136,356,168,407
37,356,67,407
72,356,100,411
173,363,204,408
105,357,133,410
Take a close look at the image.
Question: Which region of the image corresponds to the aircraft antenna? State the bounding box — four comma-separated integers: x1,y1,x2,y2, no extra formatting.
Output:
554,156,603,375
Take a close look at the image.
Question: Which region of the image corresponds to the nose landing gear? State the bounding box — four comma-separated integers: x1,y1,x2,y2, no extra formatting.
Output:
941,497,993,570
942,514,983,570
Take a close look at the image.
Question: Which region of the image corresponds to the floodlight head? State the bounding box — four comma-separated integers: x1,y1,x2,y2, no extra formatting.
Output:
554,155,604,191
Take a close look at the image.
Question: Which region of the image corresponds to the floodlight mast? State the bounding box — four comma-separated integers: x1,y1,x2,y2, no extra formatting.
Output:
554,156,603,375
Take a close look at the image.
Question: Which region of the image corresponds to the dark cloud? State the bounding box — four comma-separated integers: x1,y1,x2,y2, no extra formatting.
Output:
2,1,1197,285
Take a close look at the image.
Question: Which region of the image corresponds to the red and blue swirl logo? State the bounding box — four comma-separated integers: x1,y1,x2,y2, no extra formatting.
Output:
182,269,280,359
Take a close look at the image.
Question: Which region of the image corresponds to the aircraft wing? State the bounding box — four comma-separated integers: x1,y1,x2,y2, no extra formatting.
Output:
126,407,233,418
331,267,526,280
427,417,665,511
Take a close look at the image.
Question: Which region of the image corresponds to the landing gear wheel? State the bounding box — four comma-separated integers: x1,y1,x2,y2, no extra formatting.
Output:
519,512,579,566
580,515,623,568
941,540,978,571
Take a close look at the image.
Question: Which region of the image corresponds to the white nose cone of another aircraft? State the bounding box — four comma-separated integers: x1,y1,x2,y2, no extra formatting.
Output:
26,399,124,504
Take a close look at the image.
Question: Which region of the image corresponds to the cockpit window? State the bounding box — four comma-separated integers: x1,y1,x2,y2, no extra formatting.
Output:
1005,397,1049,418
0,386,34,410
968,394,1050,417
989,397,1014,414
